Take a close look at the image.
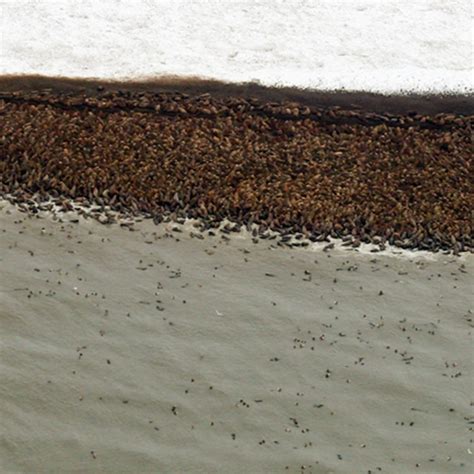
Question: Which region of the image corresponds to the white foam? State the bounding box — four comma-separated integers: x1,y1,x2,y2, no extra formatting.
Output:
2,198,465,263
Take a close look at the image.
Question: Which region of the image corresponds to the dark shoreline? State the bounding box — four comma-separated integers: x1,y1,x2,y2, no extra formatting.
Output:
1,79,473,253
1,74,473,115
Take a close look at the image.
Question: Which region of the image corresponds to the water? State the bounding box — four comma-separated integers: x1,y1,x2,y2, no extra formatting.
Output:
1,203,472,473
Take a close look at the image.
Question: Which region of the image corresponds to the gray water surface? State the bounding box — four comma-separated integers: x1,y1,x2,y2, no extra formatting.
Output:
1,204,472,473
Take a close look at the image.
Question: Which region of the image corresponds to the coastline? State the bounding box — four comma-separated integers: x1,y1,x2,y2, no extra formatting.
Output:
1,76,473,473
2,1,473,471
1,78,472,254
0,197,464,262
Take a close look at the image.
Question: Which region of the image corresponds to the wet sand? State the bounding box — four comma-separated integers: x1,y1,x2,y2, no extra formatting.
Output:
1,201,472,473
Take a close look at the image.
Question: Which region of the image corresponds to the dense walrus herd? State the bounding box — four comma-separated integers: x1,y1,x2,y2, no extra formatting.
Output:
0,88,472,252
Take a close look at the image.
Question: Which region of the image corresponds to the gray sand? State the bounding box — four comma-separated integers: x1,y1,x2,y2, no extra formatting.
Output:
1,202,472,473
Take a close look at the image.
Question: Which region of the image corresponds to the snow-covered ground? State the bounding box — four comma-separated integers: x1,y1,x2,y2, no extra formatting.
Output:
1,0,472,94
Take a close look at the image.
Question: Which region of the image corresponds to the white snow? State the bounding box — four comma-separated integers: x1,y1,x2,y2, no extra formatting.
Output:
1,0,473,94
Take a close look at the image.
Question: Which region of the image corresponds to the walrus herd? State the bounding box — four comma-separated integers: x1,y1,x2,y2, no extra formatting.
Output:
0,88,472,252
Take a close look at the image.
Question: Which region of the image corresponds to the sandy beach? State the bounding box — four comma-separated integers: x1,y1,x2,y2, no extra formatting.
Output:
1,201,472,473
